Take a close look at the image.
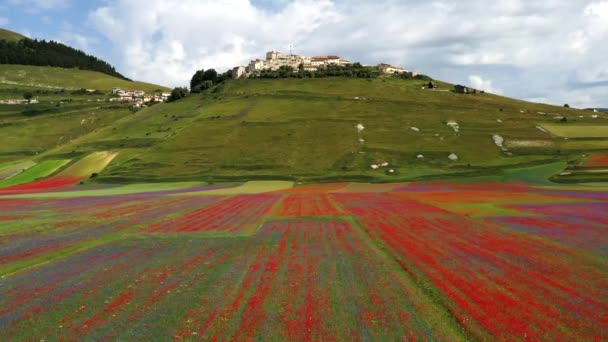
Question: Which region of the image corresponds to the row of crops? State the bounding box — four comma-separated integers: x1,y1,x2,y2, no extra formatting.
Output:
0,177,606,340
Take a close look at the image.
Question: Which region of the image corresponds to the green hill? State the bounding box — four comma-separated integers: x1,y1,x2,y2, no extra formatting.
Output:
0,28,26,42
4,76,602,184
0,64,168,93
0,28,127,79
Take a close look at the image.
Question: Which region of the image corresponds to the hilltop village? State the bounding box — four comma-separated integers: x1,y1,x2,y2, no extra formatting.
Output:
231,51,417,78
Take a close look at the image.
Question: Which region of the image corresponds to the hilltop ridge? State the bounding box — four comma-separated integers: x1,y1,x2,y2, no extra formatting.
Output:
0,28,127,80
0,28,26,42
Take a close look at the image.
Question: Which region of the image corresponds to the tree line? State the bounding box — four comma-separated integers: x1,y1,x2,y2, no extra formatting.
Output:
0,38,128,80
250,63,380,79
169,68,231,102
249,63,431,80
189,68,231,93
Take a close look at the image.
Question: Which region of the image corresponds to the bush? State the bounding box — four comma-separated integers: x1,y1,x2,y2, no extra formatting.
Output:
169,87,189,102
23,92,33,103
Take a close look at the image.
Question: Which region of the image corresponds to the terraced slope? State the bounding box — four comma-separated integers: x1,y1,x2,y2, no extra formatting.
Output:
37,77,607,183
2,76,607,183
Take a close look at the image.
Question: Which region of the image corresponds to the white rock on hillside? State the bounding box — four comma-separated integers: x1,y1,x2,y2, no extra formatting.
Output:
492,134,504,148
448,153,459,161
447,120,460,133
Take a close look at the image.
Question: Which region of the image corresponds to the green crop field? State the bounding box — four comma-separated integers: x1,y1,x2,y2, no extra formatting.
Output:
0,159,69,187
541,124,608,138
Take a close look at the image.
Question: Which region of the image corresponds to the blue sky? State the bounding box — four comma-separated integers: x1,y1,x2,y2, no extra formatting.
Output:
2,0,607,108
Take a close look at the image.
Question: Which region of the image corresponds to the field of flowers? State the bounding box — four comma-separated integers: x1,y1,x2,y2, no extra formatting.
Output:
0,178,606,340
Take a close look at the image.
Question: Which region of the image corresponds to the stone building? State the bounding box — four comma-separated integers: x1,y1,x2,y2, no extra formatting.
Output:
231,66,246,79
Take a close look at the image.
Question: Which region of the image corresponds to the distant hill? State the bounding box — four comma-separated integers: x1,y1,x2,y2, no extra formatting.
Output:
0,64,168,93
0,28,26,42
0,28,127,80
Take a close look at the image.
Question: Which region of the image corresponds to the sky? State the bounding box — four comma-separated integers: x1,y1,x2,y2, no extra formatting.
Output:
1,0,607,108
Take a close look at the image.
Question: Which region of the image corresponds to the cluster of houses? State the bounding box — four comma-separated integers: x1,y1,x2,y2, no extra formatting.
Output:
110,88,171,107
232,51,351,78
231,51,416,78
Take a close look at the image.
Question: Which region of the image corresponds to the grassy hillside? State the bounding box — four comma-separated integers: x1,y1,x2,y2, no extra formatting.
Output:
0,28,26,42
9,76,598,184
0,65,168,93
0,101,133,162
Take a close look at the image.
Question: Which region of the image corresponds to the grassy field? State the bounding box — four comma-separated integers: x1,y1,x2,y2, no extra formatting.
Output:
541,124,608,138
49,77,607,183
0,159,69,186
0,28,26,42
0,160,36,180
1,76,607,183
0,65,169,93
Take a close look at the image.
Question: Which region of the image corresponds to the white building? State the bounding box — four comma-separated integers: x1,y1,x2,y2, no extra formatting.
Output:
311,56,344,66
232,66,247,79
378,63,409,74
246,59,266,73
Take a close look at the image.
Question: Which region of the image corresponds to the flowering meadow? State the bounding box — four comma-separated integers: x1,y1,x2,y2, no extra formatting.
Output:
0,179,606,340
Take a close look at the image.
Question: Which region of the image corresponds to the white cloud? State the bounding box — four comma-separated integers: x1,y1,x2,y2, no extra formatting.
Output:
89,0,340,86
86,0,607,107
449,52,506,65
569,1,608,54
468,75,502,94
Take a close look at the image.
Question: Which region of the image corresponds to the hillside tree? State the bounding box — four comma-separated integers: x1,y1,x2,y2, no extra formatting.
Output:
23,92,33,103
190,69,206,92
169,87,189,102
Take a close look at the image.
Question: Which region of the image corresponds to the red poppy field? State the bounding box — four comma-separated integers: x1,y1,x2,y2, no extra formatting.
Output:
0,180,606,340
